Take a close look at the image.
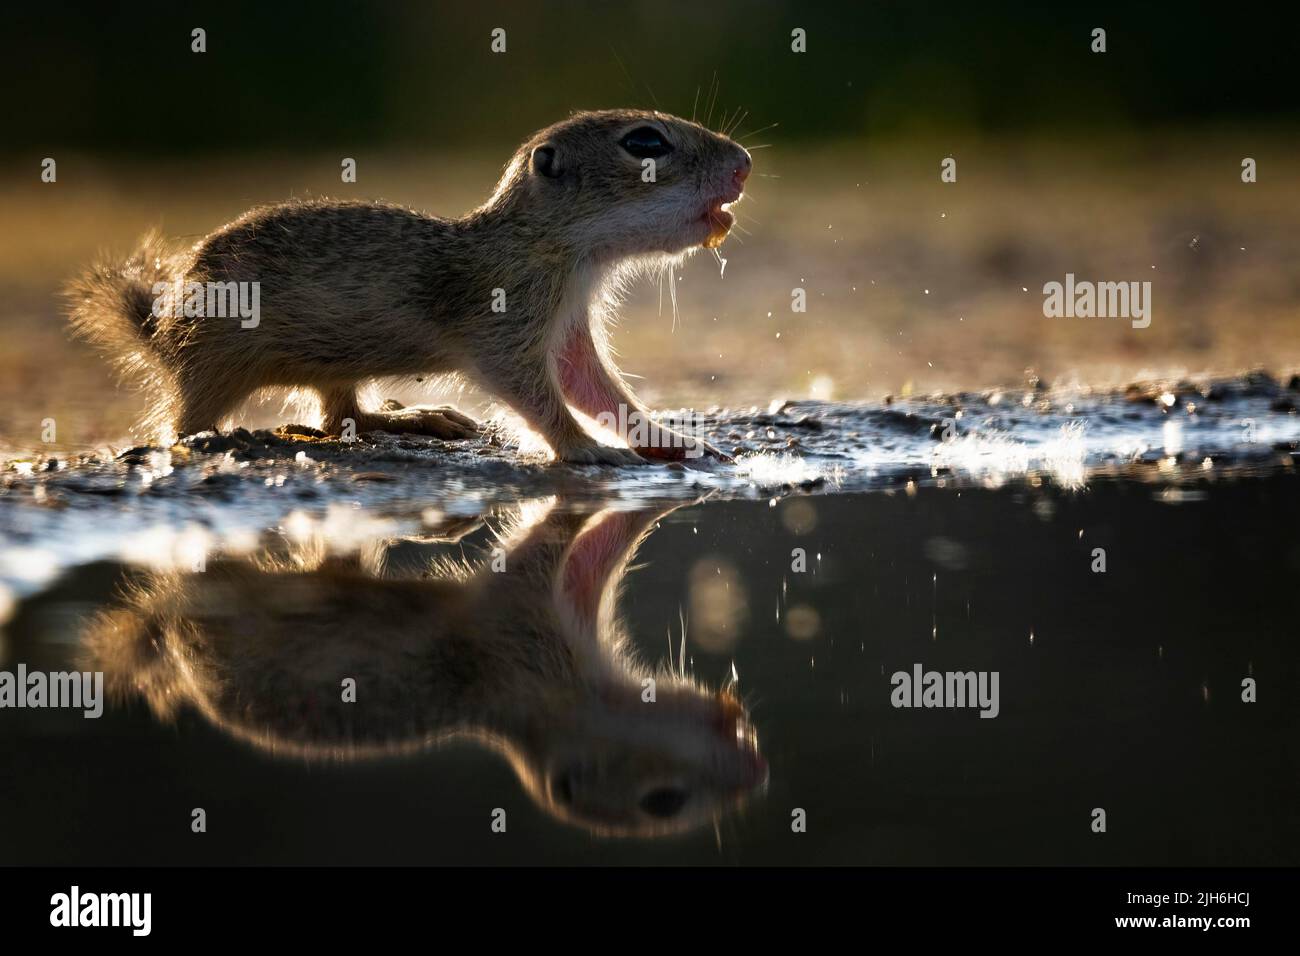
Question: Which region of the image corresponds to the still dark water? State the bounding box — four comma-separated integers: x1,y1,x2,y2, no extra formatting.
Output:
2,475,1297,865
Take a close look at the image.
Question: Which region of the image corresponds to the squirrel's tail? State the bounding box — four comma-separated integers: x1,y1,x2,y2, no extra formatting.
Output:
64,231,182,438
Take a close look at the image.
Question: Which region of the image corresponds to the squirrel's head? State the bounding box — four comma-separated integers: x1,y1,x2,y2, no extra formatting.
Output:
525,682,767,839
491,109,752,260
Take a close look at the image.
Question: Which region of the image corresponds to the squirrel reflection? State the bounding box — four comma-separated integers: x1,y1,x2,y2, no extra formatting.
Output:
83,499,766,838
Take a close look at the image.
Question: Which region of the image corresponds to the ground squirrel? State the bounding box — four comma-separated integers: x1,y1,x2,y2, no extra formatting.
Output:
66,109,751,464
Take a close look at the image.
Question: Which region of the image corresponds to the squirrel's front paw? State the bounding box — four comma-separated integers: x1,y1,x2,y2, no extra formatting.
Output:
558,443,647,466
637,437,734,464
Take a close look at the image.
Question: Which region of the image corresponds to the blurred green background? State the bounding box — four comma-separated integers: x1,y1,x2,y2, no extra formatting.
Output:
7,0,1298,151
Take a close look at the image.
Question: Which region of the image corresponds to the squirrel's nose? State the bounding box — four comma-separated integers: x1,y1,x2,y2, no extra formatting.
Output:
733,149,752,189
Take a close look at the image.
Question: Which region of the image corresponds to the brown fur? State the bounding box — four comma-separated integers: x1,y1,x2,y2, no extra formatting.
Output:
65,110,751,463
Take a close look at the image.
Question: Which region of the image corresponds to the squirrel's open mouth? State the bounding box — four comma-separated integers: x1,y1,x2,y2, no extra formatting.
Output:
699,191,741,249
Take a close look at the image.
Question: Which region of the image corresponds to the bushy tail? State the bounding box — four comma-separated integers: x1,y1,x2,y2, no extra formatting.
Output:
64,231,181,437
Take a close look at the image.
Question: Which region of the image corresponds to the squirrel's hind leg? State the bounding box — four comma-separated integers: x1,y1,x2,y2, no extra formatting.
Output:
172,373,242,438
317,386,478,440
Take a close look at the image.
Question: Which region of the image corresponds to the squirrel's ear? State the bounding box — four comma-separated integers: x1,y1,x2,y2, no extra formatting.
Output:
531,144,561,178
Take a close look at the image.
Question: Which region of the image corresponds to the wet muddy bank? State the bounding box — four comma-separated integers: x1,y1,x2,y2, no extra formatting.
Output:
1,372,1297,605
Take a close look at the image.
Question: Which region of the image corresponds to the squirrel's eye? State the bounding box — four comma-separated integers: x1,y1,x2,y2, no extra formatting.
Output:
620,127,673,159
639,786,688,818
